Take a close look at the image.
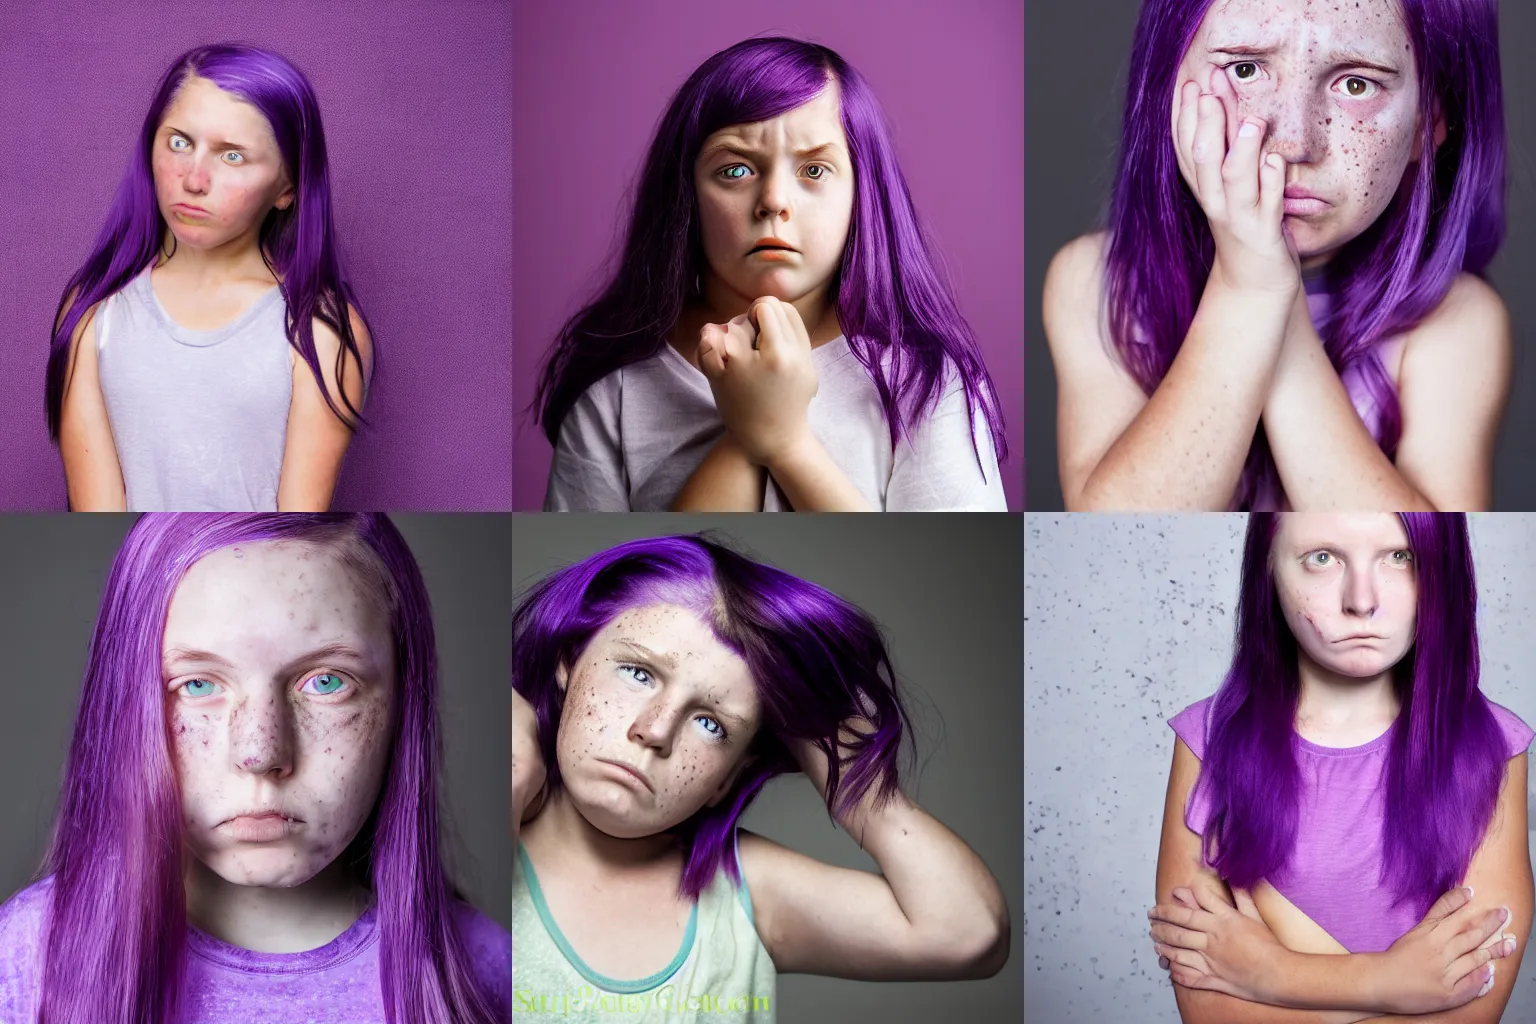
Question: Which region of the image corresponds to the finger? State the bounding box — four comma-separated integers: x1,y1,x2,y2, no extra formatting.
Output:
1209,62,1241,153
748,298,776,351
1222,117,1266,211
1184,883,1235,913
1191,91,1228,217
1148,902,1197,928
1445,962,1496,1007
1260,152,1287,228
1175,80,1200,189
1425,886,1474,925
1150,922,1208,951
1450,907,1512,960
1158,955,1171,971
1153,941,1207,973
1232,887,1263,921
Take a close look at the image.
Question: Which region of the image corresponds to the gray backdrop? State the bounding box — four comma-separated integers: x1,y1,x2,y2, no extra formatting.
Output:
1024,513,1536,1021
1024,1,1536,510
0,514,511,930
511,514,1023,1024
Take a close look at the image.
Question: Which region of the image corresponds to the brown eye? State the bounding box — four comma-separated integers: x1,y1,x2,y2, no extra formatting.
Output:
1341,77,1374,98
1232,62,1259,81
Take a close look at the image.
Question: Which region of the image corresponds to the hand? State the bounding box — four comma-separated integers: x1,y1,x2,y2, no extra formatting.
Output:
787,714,881,820
512,687,546,833
698,296,819,468
1172,63,1299,299
1376,886,1516,1014
1148,883,1289,1002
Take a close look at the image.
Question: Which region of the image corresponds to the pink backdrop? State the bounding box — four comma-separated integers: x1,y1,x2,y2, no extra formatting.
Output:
511,0,1024,509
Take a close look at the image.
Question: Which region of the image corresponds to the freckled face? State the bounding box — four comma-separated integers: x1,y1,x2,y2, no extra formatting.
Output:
164,541,395,888
693,82,854,308
152,75,294,250
1172,0,1423,261
556,604,760,840
1271,513,1418,678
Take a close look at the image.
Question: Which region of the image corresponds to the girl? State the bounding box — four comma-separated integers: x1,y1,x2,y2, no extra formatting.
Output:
0,514,509,1023
1043,0,1509,511
535,37,1008,512
1148,513,1531,1022
48,44,373,512
511,535,1010,1020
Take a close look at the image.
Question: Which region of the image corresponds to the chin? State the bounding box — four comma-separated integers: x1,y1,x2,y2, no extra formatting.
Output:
207,852,325,888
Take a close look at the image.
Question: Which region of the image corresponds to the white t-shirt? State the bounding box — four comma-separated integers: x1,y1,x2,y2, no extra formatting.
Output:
543,337,1007,511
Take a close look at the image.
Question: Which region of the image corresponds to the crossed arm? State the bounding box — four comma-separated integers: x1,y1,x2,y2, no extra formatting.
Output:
1153,738,1531,1023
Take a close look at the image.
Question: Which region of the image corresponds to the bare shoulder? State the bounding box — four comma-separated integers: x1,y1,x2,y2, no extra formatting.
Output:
1402,272,1511,372
1041,230,1110,356
310,303,372,359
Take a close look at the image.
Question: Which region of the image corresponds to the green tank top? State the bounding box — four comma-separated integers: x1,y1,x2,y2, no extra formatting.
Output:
513,830,776,1022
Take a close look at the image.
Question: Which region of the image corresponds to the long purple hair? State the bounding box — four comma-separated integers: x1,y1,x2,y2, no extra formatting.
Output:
533,36,1007,467
1104,1,1503,509
512,533,912,899
37,515,499,1024
46,44,372,440
1195,513,1508,916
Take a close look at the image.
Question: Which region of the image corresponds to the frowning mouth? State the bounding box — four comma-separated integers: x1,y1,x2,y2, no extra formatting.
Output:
597,758,654,792
749,237,797,254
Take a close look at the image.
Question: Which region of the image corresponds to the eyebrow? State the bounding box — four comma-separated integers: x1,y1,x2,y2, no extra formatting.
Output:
1208,44,1401,76
163,125,252,149
163,641,375,676
703,139,845,160
611,638,751,727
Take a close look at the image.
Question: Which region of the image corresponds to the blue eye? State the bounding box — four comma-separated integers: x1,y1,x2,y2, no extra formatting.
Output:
617,664,654,685
169,135,190,152
301,672,347,696
720,165,749,180
224,151,244,164
181,678,217,698
696,715,726,740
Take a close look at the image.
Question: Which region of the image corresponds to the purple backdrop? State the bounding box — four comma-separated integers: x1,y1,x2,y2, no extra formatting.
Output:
511,0,1024,510
0,0,511,510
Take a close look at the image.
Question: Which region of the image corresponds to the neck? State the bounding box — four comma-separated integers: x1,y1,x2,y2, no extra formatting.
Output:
1294,652,1400,726
185,853,371,954
522,786,679,873
156,223,275,288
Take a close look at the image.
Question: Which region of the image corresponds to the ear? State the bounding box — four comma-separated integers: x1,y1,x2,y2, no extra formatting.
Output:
706,753,756,808
275,174,296,211
555,661,570,695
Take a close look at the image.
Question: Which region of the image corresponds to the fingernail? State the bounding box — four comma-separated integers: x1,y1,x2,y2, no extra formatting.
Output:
1506,938,1517,954
1239,121,1259,138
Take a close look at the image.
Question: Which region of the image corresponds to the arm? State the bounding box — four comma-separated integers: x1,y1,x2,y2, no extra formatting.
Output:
763,434,874,512
276,308,371,511
57,297,128,511
1157,739,1523,1022
670,433,765,511
1259,275,1508,511
737,730,1008,980
1349,753,1530,1023
1046,235,1291,511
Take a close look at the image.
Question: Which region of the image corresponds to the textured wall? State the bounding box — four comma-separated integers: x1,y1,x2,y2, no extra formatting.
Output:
510,0,1024,510
0,0,512,509
1024,514,1536,1022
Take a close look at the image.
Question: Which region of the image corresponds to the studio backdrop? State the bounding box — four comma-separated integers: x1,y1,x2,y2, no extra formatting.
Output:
0,0,513,509
0,513,512,931
511,0,1024,510
512,514,1024,1022
1023,513,1536,1022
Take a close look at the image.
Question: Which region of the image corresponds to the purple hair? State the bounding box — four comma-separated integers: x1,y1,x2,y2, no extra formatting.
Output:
1195,513,1508,916
512,533,912,899
37,515,499,1024
1103,1,1503,509
533,36,1007,467
46,43,372,441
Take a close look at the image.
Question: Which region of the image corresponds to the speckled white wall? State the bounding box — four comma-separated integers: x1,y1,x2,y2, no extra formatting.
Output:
1024,514,1536,1023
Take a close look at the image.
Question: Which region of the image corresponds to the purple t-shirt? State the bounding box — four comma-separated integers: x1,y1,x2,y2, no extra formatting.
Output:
1169,695,1534,953
0,876,511,1022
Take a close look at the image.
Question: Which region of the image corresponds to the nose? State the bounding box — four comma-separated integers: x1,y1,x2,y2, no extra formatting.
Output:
228,690,294,779
627,696,683,758
1341,566,1380,619
182,150,212,195
754,163,792,223
1252,81,1328,167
